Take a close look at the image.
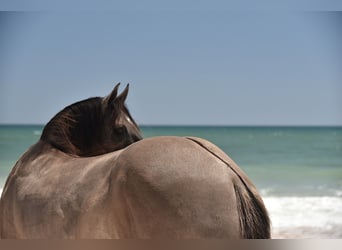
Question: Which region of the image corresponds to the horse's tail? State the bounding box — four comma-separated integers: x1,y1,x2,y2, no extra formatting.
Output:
234,183,271,238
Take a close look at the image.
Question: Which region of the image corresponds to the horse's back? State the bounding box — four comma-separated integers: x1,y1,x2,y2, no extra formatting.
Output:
110,136,242,238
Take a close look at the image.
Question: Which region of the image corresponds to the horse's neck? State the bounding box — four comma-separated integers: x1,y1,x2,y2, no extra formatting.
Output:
18,140,124,171
41,99,105,156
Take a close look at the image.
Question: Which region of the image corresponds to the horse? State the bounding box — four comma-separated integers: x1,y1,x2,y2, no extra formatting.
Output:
0,84,270,239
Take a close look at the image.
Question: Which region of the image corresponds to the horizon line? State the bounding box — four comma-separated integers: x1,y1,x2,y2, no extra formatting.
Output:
0,123,341,128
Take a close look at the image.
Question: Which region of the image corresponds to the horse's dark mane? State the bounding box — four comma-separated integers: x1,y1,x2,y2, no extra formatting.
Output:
41,97,104,156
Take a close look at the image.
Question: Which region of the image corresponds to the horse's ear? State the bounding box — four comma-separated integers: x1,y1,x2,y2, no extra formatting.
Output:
104,83,129,111
104,83,120,107
115,84,129,105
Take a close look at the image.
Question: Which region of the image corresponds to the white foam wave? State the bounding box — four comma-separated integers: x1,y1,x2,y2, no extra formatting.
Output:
264,196,342,229
260,186,342,197
334,190,342,197
33,130,42,136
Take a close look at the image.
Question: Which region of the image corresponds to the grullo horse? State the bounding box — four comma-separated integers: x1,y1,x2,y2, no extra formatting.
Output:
0,84,270,238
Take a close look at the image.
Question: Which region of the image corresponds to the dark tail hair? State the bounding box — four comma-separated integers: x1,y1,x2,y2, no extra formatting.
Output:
234,183,271,238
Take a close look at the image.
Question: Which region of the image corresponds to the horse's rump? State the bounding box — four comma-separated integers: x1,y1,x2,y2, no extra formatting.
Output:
110,136,270,238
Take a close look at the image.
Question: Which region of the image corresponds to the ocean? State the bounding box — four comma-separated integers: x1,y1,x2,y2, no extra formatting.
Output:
0,125,341,238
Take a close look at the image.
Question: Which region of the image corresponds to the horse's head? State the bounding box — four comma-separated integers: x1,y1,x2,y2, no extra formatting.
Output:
41,83,142,156
102,83,142,152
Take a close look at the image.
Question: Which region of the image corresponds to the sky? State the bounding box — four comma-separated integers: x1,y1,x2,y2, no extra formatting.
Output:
0,9,342,126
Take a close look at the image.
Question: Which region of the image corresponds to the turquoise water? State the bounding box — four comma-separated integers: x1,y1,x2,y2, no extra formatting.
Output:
1,125,341,197
142,126,342,197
